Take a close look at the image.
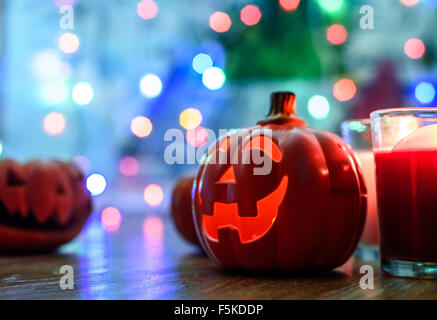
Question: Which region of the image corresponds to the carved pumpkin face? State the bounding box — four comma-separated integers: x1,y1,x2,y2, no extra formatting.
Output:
0,159,92,252
200,131,288,244
193,92,367,271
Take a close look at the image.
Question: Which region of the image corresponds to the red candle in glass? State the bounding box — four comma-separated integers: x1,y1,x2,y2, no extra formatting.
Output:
375,150,437,262
371,108,437,278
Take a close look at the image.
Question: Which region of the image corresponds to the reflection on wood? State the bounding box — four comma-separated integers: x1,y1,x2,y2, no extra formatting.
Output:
0,213,436,299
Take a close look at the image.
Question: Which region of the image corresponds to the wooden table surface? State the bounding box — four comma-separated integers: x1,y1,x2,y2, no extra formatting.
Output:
0,213,436,300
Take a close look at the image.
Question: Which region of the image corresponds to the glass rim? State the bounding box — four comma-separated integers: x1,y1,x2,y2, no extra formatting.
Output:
370,107,437,119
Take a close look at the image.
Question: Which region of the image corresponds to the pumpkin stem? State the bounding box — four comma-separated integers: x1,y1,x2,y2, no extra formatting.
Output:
257,92,307,126
270,91,297,116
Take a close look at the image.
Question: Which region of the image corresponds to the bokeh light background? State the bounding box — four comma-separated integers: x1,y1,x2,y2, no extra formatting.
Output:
1,0,437,231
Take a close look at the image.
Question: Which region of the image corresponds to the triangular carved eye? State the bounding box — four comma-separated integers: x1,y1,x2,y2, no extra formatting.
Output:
7,169,25,186
243,135,282,163
217,166,236,184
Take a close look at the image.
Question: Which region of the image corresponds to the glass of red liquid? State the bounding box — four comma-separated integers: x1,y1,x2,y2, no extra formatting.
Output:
342,119,379,260
371,108,437,278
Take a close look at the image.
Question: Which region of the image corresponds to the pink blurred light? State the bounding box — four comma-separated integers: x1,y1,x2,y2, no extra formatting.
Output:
240,5,262,26
54,0,74,7
333,78,357,102
43,112,66,135
119,156,140,177
326,24,348,45
399,0,419,6
404,38,425,59
137,0,158,20
186,126,209,147
279,0,300,11
144,184,164,206
209,12,232,33
101,207,122,232
143,216,163,242
58,32,80,54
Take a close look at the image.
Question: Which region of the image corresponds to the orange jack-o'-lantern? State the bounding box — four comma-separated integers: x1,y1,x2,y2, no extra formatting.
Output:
0,159,92,252
171,175,201,246
193,92,367,271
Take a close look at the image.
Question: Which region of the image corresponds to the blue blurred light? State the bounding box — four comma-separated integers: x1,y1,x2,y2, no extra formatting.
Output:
308,95,330,119
202,67,226,90
192,53,213,74
86,173,107,196
139,73,162,98
415,81,436,104
0,141,3,156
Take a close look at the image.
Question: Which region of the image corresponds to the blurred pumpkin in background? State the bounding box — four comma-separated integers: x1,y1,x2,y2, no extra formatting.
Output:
0,159,92,252
171,175,201,247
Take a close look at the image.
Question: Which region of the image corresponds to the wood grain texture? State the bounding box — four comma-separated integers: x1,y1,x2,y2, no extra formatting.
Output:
0,213,436,300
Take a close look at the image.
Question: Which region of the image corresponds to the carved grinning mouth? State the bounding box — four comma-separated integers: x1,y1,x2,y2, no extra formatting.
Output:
0,160,91,231
202,175,288,243
0,200,91,231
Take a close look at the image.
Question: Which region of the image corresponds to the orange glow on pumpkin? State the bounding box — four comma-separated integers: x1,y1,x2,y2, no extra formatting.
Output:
243,135,283,163
203,175,288,243
201,134,287,243
218,166,236,184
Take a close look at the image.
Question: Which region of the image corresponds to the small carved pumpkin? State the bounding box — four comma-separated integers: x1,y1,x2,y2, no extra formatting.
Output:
171,176,201,246
193,92,367,271
0,159,92,252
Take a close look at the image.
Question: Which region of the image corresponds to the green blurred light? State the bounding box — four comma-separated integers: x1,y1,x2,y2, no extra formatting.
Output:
348,121,367,133
0,142,3,156
317,0,344,13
